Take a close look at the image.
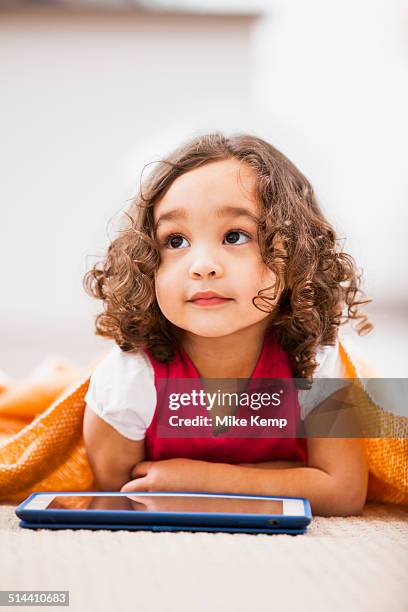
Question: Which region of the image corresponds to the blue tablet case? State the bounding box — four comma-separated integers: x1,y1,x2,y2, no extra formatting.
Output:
18,520,307,535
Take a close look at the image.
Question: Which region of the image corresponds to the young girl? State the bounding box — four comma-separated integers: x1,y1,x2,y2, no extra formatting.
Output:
82,132,373,516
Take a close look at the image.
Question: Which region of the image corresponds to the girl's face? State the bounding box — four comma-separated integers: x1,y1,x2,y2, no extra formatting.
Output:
153,159,282,338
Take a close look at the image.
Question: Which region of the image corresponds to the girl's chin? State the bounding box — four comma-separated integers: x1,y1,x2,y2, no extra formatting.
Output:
181,323,244,338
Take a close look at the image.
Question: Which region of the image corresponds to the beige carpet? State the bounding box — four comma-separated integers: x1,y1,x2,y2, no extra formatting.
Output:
1,502,407,612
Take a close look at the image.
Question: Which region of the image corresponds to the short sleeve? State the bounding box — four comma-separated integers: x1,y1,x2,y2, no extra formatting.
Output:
297,337,349,420
84,344,156,440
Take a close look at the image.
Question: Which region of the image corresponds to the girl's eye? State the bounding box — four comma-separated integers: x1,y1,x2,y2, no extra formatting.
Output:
224,231,251,245
165,234,190,249
162,230,251,250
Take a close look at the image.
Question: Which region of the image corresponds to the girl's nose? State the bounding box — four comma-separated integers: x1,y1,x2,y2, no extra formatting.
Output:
188,257,223,279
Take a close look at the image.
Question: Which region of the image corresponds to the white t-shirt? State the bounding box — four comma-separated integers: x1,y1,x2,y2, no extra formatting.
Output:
84,335,348,441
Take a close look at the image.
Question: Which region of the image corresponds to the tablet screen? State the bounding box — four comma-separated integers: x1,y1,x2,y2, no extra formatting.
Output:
45,494,284,515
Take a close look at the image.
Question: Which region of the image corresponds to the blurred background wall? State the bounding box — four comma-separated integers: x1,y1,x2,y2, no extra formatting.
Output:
1,0,407,378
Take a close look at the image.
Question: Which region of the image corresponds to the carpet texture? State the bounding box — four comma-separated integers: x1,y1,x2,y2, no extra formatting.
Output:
1,502,407,612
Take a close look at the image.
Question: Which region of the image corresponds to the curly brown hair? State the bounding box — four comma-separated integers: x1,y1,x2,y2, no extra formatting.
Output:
83,132,373,385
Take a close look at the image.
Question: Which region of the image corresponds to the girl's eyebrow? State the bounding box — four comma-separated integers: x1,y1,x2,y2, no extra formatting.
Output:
154,205,259,232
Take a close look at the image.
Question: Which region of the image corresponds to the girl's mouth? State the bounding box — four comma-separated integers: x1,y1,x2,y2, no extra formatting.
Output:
189,297,233,307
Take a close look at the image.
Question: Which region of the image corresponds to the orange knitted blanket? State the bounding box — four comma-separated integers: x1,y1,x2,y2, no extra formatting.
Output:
0,341,407,505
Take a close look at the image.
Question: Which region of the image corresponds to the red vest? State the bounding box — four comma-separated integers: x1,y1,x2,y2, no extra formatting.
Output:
144,329,307,464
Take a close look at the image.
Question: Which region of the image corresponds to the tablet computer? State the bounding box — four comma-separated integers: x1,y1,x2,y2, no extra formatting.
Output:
15,492,312,534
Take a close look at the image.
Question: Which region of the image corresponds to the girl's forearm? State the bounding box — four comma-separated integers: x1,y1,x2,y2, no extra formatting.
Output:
200,462,359,517
237,460,306,470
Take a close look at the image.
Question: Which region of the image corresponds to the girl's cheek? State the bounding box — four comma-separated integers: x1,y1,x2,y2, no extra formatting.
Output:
251,263,277,289
155,265,177,296
156,251,177,270
263,264,278,282
155,257,170,279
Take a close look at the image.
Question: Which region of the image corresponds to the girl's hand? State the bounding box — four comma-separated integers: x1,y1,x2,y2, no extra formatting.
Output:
120,458,210,493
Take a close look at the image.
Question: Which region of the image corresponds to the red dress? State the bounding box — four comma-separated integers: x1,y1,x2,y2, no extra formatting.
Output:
144,329,307,464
